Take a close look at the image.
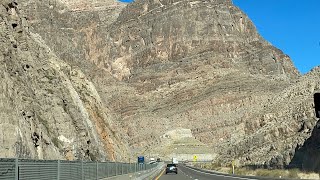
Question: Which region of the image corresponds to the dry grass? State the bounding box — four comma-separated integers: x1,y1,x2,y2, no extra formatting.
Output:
255,169,284,178
197,163,319,179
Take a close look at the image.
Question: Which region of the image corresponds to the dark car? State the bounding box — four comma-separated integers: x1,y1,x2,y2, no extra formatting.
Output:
165,164,177,174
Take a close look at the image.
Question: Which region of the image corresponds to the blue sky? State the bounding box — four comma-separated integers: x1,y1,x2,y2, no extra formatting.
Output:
233,0,320,74
119,0,319,74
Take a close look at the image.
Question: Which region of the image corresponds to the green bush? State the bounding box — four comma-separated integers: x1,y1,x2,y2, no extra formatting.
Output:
52,137,61,148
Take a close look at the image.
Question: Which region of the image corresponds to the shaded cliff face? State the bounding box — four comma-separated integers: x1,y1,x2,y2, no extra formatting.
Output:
0,0,128,161
2,0,319,169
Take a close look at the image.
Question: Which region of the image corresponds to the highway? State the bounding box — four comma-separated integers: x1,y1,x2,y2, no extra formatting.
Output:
158,165,258,180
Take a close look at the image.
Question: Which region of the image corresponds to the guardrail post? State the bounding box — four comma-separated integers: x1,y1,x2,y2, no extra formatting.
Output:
115,162,117,176
81,160,84,180
106,162,109,177
129,163,131,174
96,161,99,180
15,158,18,180
121,163,123,175
57,160,60,180
131,163,133,173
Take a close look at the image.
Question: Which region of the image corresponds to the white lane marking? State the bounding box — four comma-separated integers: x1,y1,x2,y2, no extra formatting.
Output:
179,167,196,180
184,166,258,180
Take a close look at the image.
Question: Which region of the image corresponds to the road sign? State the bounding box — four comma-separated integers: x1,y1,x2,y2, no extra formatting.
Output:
193,155,198,161
138,156,144,164
232,160,235,166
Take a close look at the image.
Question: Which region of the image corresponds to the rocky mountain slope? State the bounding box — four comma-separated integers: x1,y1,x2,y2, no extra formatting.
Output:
1,0,319,171
0,0,128,161
216,67,320,169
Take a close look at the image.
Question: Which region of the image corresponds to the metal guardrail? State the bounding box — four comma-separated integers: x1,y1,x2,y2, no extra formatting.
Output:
0,158,157,180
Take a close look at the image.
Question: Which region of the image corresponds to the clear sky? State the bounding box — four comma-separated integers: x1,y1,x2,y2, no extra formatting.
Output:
233,0,320,74
118,0,320,74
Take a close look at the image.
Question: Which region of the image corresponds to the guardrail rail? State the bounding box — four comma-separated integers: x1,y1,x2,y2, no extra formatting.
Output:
0,158,156,180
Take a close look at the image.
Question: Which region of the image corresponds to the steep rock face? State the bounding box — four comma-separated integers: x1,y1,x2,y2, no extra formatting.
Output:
102,0,318,169
107,0,298,81
17,0,125,72
0,1,128,161
3,0,319,170
101,0,303,164
216,67,320,168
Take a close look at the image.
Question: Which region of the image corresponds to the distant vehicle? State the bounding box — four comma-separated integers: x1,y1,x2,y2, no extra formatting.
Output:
172,157,178,165
149,157,156,164
138,156,145,164
165,164,177,174
149,161,157,164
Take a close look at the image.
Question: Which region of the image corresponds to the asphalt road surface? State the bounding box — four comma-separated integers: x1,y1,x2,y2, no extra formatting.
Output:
158,165,258,180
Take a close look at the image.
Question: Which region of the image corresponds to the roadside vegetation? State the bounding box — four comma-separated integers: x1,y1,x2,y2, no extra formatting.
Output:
193,162,320,179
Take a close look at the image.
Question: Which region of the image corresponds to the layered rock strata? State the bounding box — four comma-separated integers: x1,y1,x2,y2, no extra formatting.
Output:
1,0,319,170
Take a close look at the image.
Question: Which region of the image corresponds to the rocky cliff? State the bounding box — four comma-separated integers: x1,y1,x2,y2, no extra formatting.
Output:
0,0,128,161
1,0,319,170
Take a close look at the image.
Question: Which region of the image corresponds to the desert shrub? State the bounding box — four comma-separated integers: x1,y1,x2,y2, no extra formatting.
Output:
235,167,253,176
198,163,306,179
256,169,283,178
211,161,222,169
52,137,61,148
287,168,299,179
